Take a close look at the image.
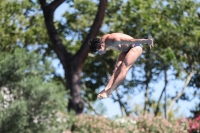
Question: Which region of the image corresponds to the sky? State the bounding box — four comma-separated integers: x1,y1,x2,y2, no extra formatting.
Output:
52,2,199,118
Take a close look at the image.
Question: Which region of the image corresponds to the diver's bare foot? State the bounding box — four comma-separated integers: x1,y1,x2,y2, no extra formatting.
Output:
97,90,109,99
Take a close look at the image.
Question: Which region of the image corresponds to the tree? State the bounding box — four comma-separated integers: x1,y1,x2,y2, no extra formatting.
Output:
38,0,107,114
2,0,199,118
0,48,68,133
91,0,200,117
0,0,50,52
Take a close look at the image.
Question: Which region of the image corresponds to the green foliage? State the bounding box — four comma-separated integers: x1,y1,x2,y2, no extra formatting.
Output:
102,0,200,116
0,48,68,133
1,0,199,120
0,0,50,55
56,0,98,53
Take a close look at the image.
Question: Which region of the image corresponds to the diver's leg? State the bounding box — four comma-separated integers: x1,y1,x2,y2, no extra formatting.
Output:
98,46,142,99
97,52,126,98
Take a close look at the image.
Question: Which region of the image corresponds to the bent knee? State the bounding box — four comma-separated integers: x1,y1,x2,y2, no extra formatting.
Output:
120,63,131,71
114,63,129,73
131,46,143,55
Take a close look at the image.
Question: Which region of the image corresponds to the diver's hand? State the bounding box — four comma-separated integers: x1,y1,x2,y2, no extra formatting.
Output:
147,38,154,49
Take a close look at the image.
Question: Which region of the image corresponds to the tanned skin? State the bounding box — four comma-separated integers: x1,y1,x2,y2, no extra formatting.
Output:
95,33,154,99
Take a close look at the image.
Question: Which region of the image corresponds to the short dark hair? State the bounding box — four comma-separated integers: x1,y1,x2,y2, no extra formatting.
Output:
88,38,102,53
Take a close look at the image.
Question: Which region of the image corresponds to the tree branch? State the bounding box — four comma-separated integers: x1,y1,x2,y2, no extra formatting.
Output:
154,66,168,117
39,0,71,69
39,0,47,9
115,88,129,116
74,0,108,66
48,0,65,11
143,85,149,116
83,98,100,116
167,69,194,114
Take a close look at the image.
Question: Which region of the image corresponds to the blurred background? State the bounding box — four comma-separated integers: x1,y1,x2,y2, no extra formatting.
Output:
0,0,199,132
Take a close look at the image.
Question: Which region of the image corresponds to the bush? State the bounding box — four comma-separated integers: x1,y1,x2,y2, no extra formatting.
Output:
187,115,200,133
0,48,69,133
65,115,189,133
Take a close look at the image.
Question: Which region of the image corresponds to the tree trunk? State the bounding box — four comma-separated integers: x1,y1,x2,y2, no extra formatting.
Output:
66,62,84,114
143,84,149,115
143,51,151,116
